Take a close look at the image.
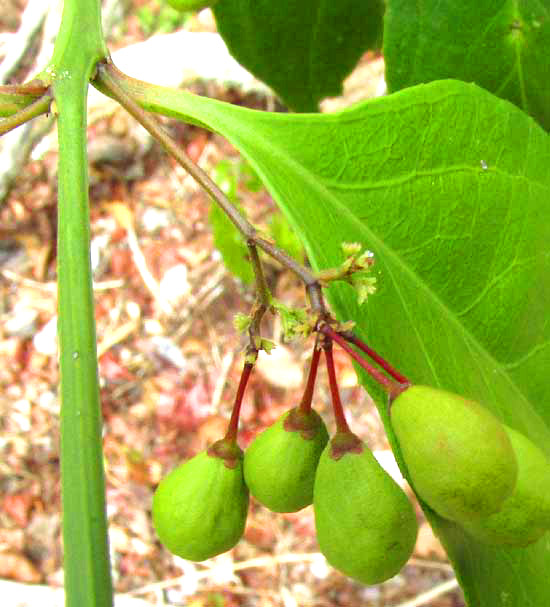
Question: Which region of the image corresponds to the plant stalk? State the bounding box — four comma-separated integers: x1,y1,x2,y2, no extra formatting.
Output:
47,0,111,606
225,360,255,442
246,241,270,348
323,339,351,434
0,93,52,135
95,60,326,314
0,81,48,117
339,330,409,384
298,341,322,414
320,324,405,399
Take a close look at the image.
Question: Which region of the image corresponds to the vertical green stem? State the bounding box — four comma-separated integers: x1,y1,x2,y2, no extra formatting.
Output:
48,1,111,606
56,80,112,607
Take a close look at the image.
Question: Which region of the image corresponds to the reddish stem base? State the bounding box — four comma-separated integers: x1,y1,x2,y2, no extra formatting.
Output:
320,324,406,400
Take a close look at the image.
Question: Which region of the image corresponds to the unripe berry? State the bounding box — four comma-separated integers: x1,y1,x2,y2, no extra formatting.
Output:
152,440,249,561
244,408,329,513
464,426,550,546
313,433,418,585
391,385,518,523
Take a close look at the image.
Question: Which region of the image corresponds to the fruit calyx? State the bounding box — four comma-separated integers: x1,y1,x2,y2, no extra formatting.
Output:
388,382,415,408
207,438,243,469
283,407,324,439
329,431,364,460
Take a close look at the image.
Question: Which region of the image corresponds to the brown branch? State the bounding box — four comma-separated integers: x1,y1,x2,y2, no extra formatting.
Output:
94,60,327,314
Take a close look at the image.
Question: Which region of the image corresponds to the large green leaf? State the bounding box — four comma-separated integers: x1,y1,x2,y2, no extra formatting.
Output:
115,76,550,605
212,0,384,111
384,0,550,131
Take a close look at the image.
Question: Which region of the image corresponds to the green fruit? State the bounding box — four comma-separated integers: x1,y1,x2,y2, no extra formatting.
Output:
165,0,218,12
464,426,550,547
152,440,249,561
391,385,518,523
244,408,329,512
313,433,418,585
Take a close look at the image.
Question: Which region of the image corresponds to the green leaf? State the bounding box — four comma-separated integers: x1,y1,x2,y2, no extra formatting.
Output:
115,75,550,605
234,312,252,332
212,0,384,111
268,211,305,262
165,0,217,12
384,0,550,130
208,158,254,284
209,201,254,284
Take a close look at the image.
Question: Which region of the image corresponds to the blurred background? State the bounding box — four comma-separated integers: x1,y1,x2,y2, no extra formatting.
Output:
0,2,463,605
